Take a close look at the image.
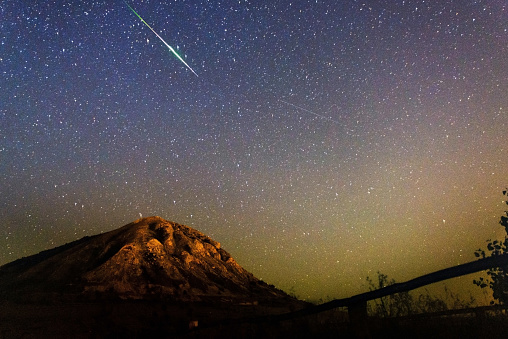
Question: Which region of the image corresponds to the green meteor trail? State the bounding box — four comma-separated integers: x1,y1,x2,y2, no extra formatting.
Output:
125,1,198,77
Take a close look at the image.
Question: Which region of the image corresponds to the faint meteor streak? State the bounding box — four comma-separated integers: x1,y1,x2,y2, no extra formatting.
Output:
279,100,340,124
125,1,198,77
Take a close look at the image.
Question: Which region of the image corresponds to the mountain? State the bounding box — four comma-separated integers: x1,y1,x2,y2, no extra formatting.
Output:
0,216,295,304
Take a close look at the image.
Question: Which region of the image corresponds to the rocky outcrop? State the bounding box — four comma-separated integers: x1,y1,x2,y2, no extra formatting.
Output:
0,217,292,304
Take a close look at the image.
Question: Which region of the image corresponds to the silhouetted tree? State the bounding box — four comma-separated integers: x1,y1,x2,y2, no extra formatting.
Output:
366,271,416,317
474,189,508,304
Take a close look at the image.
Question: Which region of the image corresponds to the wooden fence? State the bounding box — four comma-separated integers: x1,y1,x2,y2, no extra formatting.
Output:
269,253,508,334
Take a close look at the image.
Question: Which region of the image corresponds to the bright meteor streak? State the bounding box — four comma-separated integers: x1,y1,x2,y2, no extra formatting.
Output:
125,1,198,77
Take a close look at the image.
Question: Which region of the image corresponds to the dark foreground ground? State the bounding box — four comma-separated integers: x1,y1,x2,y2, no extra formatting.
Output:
1,300,508,338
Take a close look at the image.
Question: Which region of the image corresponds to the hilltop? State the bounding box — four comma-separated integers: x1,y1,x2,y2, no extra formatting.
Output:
0,216,298,305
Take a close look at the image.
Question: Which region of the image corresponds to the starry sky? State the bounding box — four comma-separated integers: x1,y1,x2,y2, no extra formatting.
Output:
1,1,507,302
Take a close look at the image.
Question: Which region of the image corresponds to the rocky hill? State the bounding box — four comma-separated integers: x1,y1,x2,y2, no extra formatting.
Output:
0,216,295,304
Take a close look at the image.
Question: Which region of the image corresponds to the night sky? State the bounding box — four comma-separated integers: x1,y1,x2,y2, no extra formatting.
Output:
1,1,507,301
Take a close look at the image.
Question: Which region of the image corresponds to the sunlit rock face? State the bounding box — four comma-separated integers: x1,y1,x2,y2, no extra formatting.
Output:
0,217,291,303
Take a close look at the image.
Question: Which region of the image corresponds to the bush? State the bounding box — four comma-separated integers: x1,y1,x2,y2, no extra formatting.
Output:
366,272,475,317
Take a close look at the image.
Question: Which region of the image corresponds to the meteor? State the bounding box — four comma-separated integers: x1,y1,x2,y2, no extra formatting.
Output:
125,1,198,77
279,100,340,124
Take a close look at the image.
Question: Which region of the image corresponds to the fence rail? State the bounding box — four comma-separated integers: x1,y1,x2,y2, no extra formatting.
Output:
195,254,508,338
392,304,508,320
271,253,508,322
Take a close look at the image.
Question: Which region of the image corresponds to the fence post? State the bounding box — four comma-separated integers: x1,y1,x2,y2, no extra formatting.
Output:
349,300,370,338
